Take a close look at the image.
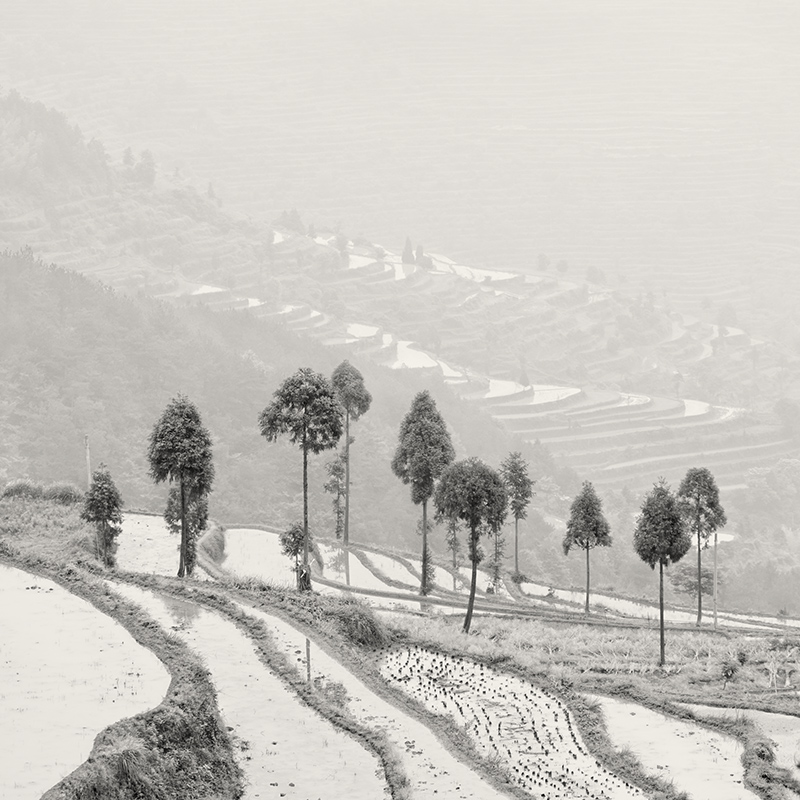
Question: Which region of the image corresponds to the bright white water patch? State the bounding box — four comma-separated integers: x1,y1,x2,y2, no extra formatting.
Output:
457,565,504,595
346,322,379,338
235,602,508,799
191,283,225,295
589,694,756,800
273,231,285,244
346,254,377,270
429,254,516,283
390,341,439,369
359,551,418,588
0,566,169,800
401,555,462,593
681,704,800,783
486,379,528,397
618,393,650,407
683,399,711,417
384,647,643,799
116,513,211,580
223,528,294,587
438,359,464,378
109,581,388,800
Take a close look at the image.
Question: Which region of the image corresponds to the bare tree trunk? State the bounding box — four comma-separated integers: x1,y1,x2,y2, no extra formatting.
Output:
659,560,665,667
713,530,719,630
585,541,590,615
343,410,350,545
696,519,703,626
178,479,187,578
452,539,457,591
302,427,310,590
514,516,519,574
420,500,429,596
463,525,479,634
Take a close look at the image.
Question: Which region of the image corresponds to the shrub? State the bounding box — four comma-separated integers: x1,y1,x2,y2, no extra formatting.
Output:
1,478,44,500
334,599,389,648
44,481,84,505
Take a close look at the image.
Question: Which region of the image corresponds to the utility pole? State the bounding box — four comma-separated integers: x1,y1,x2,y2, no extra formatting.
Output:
85,434,91,489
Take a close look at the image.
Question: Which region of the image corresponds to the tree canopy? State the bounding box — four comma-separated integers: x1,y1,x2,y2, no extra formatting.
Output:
677,466,726,626
435,457,507,633
634,479,691,570
147,395,214,577
258,368,343,455
634,478,691,665
392,390,454,594
81,463,123,567
563,481,611,614
259,368,342,583
331,359,371,545
500,451,534,574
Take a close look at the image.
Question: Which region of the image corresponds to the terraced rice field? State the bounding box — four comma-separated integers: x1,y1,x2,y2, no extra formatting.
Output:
588,694,757,800
383,646,645,799
109,580,389,800
0,564,169,800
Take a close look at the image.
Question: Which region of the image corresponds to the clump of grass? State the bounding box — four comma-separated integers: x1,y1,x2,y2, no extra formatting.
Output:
1,478,44,500
43,481,84,505
332,597,390,648
198,522,226,564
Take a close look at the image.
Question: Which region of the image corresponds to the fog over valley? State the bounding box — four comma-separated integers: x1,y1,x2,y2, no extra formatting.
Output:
1,4,800,800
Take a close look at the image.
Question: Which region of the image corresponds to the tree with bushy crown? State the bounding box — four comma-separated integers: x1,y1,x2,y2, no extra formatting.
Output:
81,463,123,567
499,451,534,575
434,458,507,633
677,466,726,629
280,521,308,588
634,478,691,666
392,390,455,595
563,481,611,615
259,368,342,588
147,395,214,578
331,360,372,547
164,486,208,576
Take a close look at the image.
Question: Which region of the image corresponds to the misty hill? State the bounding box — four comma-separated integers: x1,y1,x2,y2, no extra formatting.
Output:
0,91,798,613
1,89,797,500
3,1,800,338
0,247,537,549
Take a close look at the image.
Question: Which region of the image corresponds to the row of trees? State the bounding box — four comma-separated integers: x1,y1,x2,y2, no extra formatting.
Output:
564,470,726,665
80,362,726,664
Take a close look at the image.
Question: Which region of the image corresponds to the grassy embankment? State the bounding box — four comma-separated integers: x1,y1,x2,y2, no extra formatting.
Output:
0,488,244,800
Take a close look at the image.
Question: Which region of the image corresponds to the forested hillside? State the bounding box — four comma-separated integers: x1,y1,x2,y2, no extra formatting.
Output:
0,248,530,549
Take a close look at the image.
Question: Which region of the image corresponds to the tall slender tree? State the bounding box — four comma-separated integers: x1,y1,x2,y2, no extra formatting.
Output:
633,479,691,666
392,391,454,595
499,451,534,574
259,368,342,588
331,360,372,547
434,458,507,633
147,395,214,578
562,481,612,614
677,467,727,628
81,463,123,567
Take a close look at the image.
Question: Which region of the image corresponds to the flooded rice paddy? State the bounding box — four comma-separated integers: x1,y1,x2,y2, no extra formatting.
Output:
0,564,169,800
